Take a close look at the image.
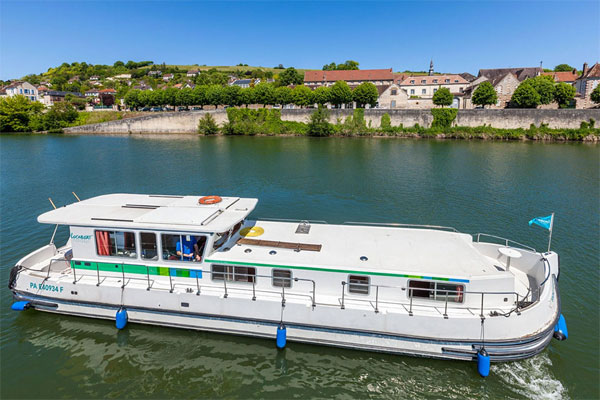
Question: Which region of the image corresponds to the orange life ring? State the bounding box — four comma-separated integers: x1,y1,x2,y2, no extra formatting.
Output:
199,195,222,205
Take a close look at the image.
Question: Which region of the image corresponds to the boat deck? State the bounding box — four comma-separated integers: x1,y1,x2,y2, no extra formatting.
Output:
211,220,511,280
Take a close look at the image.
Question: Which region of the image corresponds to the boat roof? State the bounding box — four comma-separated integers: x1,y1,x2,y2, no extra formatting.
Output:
207,220,506,281
38,193,258,233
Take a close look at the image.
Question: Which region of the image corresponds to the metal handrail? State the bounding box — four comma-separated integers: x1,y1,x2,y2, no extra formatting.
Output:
76,262,317,307
339,279,530,317
474,233,536,252
255,217,328,224
343,221,458,232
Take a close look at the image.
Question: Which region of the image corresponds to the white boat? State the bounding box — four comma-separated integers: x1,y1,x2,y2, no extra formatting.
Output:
9,193,567,372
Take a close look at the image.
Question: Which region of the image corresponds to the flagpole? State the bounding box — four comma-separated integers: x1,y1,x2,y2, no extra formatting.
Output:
547,213,554,253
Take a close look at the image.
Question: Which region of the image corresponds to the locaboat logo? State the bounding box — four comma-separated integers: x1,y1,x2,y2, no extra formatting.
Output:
70,233,92,241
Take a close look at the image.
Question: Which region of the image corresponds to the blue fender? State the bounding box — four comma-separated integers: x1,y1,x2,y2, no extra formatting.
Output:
553,314,568,341
11,301,31,311
477,349,490,377
276,323,287,349
116,307,128,330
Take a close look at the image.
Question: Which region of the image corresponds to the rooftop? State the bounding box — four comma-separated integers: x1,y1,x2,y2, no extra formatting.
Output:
38,193,258,233
304,69,394,83
209,220,505,280
399,74,469,85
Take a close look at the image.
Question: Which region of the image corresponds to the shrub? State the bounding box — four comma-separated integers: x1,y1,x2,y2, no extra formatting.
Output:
307,106,334,136
431,108,458,129
197,113,219,135
380,113,392,131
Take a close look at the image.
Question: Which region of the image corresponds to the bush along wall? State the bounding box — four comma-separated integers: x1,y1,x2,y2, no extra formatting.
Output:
431,108,458,129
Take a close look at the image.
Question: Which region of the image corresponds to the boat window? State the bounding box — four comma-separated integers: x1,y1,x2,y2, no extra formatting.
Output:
211,264,255,283
348,275,369,295
161,234,207,262
95,230,136,258
408,280,464,303
140,232,158,260
272,269,292,288
212,221,244,252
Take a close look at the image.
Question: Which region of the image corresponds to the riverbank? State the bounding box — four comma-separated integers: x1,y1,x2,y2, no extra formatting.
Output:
61,108,600,141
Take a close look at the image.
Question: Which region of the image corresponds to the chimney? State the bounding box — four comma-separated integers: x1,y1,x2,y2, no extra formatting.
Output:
582,62,589,76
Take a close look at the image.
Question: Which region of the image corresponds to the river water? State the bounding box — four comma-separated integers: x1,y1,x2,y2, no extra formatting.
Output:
0,135,598,399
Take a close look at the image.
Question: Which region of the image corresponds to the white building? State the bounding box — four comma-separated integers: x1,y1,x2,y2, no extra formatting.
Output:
1,81,39,101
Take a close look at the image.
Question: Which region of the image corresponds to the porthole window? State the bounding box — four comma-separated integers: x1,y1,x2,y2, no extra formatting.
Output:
348,275,369,295
272,269,292,288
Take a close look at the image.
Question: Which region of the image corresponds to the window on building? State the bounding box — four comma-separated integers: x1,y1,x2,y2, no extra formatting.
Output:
410,80,415,84
454,80,459,83
161,233,207,262
408,280,464,302
19,89,23,94
272,269,292,288
24,89,29,94
348,275,370,295
410,89,415,95
95,230,136,258
391,100,396,108
391,89,397,95
422,89,426,95
433,79,438,84
421,79,426,84
433,88,438,93
445,79,450,83
140,232,158,260
212,264,256,283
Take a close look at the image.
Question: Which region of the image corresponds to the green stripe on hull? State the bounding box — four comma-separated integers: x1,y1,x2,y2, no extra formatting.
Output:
204,259,470,283
70,259,470,284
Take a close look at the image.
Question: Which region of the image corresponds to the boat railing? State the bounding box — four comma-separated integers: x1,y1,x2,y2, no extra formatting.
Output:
74,262,317,309
474,233,536,252
343,222,458,232
255,217,329,224
339,280,539,318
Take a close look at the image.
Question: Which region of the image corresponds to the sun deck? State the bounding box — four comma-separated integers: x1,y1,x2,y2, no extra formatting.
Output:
210,220,509,281
37,193,258,232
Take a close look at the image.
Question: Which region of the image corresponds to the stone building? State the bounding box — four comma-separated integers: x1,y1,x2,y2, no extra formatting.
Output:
397,74,469,108
461,67,543,109
574,62,600,109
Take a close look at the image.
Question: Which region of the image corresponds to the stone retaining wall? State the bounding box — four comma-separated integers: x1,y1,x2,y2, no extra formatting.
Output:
64,108,600,134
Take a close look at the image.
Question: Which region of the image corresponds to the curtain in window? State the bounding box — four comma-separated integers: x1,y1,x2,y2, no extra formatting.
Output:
96,231,110,255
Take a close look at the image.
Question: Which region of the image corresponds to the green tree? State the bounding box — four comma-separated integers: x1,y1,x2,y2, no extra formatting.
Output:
206,85,224,108
323,60,360,70
163,87,179,107
312,86,331,106
511,82,541,108
380,113,392,131
274,86,292,107
527,76,555,105
591,85,600,104
291,85,312,108
307,106,334,136
471,81,498,108
223,85,242,107
432,87,453,107
41,102,78,131
192,86,207,108
0,95,44,132
329,81,353,107
277,67,303,86
554,82,576,108
124,89,141,109
254,83,275,106
554,64,574,72
352,82,379,108
178,88,195,109
239,87,255,107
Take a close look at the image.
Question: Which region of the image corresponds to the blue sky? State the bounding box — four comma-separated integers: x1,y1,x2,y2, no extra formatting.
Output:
1,1,598,80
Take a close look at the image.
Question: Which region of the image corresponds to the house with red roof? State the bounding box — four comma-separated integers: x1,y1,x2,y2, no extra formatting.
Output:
542,70,579,84
304,68,395,87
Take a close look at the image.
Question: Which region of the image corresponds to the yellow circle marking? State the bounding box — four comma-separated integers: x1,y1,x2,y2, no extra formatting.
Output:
240,227,264,237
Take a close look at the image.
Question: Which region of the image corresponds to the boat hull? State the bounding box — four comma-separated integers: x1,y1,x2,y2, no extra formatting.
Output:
11,286,558,362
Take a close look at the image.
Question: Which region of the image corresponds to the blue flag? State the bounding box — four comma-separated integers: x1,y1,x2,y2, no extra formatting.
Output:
529,214,553,231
